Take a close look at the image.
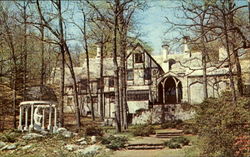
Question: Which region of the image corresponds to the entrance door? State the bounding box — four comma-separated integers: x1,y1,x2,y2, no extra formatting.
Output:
158,76,182,104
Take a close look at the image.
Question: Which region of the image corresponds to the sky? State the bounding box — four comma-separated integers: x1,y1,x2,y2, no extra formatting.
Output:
6,0,248,55
137,0,249,55
64,0,181,55
137,1,178,55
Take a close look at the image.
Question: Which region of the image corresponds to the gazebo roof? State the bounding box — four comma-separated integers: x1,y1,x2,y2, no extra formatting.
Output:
20,100,57,106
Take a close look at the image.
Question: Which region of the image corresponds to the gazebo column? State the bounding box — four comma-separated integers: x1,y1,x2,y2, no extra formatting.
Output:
29,104,34,131
53,107,57,133
41,108,45,131
47,105,52,131
18,106,23,131
24,106,29,131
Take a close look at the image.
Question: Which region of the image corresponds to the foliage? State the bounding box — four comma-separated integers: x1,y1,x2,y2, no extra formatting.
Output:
0,130,20,143
161,119,183,129
194,93,250,157
101,135,127,150
164,136,190,149
178,122,198,135
85,124,103,136
132,125,155,136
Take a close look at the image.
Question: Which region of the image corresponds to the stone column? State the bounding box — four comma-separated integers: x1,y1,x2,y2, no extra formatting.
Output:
176,81,179,103
18,106,23,131
41,108,45,131
29,104,34,131
47,105,52,131
24,106,29,131
162,82,165,104
53,107,57,133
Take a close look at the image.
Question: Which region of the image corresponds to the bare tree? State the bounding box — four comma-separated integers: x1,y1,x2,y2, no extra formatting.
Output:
35,0,81,128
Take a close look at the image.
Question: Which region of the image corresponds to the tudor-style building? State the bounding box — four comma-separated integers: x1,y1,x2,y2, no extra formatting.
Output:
52,43,164,120
51,42,250,123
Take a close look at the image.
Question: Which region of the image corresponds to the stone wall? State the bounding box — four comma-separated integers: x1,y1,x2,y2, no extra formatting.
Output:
132,104,195,125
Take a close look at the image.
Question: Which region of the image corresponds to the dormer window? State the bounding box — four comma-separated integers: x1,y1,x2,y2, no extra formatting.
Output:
135,53,143,63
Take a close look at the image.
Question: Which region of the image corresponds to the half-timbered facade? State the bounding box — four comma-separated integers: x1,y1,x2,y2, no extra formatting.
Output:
52,42,250,123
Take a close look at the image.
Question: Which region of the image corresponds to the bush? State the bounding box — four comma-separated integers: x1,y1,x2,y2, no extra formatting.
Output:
194,93,250,157
85,125,103,136
180,123,198,135
0,131,20,143
132,125,155,136
167,142,182,149
161,119,183,129
164,136,190,149
101,135,127,150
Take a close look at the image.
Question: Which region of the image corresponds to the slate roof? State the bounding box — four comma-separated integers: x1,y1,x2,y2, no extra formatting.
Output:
52,58,117,85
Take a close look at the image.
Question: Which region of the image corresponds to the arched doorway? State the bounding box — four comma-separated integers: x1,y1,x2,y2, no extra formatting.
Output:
158,76,182,104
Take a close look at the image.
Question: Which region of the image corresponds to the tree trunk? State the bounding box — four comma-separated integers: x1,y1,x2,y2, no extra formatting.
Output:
22,1,28,101
40,19,45,88
113,0,121,132
58,0,65,127
222,6,237,103
83,13,95,121
59,45,65,127
234,51,244,96
100,41,104,121
64,43,81,128
201,12,208,100
119,28,128,130
228,0,244,96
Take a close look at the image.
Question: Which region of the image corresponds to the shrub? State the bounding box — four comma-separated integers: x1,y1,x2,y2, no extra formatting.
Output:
164,136,190,149
168,142,182,149
85,125,103,136
161,119,183,129
180,123,198,135
194,93,250,157
0,131,20,143
132,125,155,136
101,135,127,150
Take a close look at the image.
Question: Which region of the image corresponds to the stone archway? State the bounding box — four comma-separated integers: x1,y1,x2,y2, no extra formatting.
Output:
158,76,182,104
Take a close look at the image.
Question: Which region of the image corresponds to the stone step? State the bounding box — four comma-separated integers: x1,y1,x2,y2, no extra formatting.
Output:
126,143,164,150
127,146,164,150
156,131,183,138
128,143,163,146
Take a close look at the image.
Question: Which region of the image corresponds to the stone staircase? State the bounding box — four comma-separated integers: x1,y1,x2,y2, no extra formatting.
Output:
156,130,183,138
126,143,164,150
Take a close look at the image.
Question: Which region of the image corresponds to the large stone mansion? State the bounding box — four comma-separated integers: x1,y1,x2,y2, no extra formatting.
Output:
52,42,250,123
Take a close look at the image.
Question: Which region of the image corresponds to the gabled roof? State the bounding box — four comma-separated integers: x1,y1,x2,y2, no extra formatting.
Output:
126,43,164,72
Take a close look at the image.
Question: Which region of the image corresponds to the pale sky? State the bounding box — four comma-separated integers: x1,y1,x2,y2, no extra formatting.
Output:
136,1,182,55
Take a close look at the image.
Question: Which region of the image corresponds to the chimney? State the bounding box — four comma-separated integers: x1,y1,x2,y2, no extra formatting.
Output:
183,36,190,53
162,44,169,61
95,42,101,59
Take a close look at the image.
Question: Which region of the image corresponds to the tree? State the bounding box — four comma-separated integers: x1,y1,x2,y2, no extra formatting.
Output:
165,0,250,102
195,92,250,156
35,0,81,128
84,0,146,132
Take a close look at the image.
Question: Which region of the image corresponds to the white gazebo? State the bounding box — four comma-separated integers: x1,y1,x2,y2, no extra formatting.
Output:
18,101,58,133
